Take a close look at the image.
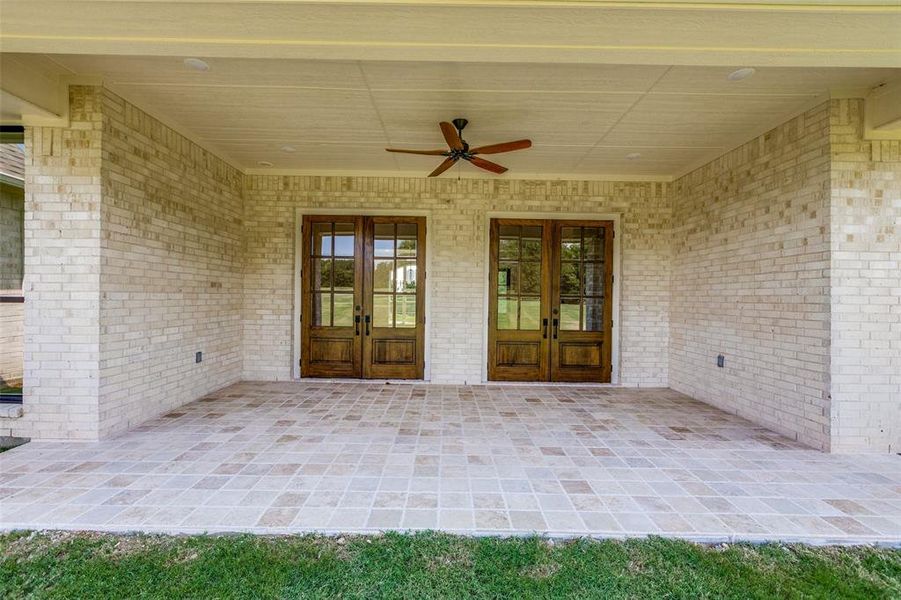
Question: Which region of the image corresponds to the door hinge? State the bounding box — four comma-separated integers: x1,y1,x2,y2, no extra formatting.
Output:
611,275,614,283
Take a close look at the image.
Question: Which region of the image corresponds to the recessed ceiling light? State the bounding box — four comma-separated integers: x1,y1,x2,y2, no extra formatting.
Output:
280,145,297,153
727,67,756,81
257,160,273,167
183,58,210,72
626,152,641,160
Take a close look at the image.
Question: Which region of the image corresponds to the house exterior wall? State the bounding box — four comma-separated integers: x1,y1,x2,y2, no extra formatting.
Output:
8,86,244,440
242,176,672,385
96,89,244,437
11,87,898,452
670,102,833,450
1,180,25,388
829,98,901,454
14,86,104,440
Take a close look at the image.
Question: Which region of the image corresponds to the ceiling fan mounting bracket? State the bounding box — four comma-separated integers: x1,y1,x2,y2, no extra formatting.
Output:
452,118,468,133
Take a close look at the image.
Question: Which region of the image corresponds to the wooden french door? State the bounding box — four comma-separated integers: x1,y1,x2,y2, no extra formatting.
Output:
488,218,613,383
301,215,425,379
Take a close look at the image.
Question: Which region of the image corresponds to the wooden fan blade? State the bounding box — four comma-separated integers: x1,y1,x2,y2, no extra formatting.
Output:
470,139,532,155
385,148,448,156
467,156,508,174
428,157,458,177
439,121,464,151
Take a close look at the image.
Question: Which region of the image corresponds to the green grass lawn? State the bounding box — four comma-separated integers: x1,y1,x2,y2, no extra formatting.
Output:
1,532,899,599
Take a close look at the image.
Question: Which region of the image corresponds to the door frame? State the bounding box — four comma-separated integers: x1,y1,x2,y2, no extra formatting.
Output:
482,211,622,384
293,208,433,381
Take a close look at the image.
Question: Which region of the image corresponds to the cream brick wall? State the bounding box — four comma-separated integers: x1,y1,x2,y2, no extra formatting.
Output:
13,86,104,440
14,86,897,452
670,102,833,450
243,177,672,385
829,98,901,454
97,89,244,437
10,86,244,440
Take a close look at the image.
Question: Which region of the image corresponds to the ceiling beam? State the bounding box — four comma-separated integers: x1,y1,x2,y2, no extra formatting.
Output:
2,1,900,67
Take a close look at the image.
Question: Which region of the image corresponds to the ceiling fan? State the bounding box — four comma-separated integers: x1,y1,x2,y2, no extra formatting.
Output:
386,118,532,177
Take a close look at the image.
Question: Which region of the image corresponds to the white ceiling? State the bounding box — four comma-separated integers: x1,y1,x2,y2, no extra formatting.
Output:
35,55,901,178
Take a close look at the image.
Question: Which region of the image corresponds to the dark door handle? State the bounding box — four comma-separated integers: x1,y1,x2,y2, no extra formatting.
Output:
542,318,549,339
354,315,361,336
364,314,371,336
552,318,559,339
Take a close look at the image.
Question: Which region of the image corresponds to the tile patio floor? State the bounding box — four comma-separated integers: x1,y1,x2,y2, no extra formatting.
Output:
2,382,900,544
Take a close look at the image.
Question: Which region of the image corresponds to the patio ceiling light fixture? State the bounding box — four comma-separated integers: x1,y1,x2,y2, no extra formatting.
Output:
183,58,210,72
727,67,756,81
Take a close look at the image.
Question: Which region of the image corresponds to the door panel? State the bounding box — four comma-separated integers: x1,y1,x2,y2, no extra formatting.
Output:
550,221,613,383
301,216,364,378
487,218,613,383
488,219,551,381
363,217,426,379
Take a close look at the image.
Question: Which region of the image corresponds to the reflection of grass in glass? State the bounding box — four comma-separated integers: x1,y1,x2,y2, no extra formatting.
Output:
333,294,354,326
373,295,394,327
497,298,516,330
519,298,541,330
560,302,581,330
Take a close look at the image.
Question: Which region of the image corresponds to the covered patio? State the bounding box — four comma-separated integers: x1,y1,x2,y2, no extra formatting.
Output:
2,382,899,544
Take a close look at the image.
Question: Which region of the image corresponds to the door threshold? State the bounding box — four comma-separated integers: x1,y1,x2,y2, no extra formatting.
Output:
293,378,429,385
290,378,622,388
483,381,621,387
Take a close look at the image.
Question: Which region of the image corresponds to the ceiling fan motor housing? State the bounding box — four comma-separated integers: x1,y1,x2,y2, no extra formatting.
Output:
452,118,470,152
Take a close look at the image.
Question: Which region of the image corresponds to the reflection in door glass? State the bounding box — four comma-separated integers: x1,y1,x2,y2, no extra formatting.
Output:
498,262,518,295
313,292,332,326
583,262,604,296
584,227,604,260
333,259,354,291
373,259,395,292
373,295,394,327
497,297,517,330
333,293,354,326
396,259,417,292
559,262,580,296
395,295,416,327
313,223,332,256
333,223,355,256
583,298,603,331
560,227,581,260
520,262,541,294
374,223,395,257
396,223,417,257
519,297,541,330
560,297,581,331
313,258,332,290
521,226,542,259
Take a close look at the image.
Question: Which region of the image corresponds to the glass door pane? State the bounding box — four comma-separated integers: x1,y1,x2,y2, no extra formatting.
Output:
309,221,356,326
495,224,543,331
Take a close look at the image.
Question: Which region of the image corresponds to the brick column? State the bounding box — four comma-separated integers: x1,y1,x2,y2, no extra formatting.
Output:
20,86,104,440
